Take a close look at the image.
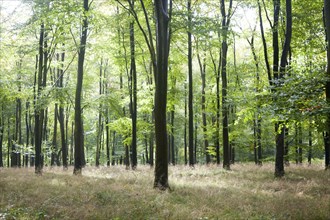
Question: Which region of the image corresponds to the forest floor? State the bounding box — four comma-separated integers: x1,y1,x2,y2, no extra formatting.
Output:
0,162,329,220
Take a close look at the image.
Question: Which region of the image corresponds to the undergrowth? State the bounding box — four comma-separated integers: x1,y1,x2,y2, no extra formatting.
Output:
0,163,329,219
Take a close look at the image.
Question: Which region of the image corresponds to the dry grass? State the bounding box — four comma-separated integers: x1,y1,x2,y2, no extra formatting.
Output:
0,163,329,220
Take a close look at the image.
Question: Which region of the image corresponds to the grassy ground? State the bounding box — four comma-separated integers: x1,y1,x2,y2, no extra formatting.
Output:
0,163,329,220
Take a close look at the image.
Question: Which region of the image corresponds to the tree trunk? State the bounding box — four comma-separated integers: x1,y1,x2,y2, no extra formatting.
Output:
112,131,116,166
96,60,103,167
7,118,10,167
34,23,45,175
169,108,175,165
275,0,292,177
51,104,58,166
73,0,89,175
298,124,303,164
220,0,233,170
247,32,262,166
15,61,22,148
153,0,171,190
324,0,330,170
149,113,154,167
184,82,188,165
308,120,312,165
57,51,67,169
197,45,210,164
129,3,138,169
187,0,194,167
0,105,4,167
106,111,110,166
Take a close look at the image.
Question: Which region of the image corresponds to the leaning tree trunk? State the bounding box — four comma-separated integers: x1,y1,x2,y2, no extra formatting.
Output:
73,0,89,175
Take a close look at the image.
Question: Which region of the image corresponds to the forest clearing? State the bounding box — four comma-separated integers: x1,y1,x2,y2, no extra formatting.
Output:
0,163,329,220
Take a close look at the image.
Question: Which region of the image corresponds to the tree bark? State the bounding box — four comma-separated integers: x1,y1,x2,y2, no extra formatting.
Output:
187,0,194,167
34,23,45,174
275,0,292,177
51,104,58,166
153,0,171,190
197,46,210,164
59,51,67,169
220,0,233,170
129,2,138,169
324,0,330,170
73,0,89,175
0,105,4,167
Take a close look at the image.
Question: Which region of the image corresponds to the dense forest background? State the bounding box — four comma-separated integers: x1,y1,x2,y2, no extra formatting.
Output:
1,0,330,185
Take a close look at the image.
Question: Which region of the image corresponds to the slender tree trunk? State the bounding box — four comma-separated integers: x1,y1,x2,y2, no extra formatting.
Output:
129,3,138,169
298,124,303,164
197,44,210,164
220,0,233,170
57,51,67,168
125,144,130,169
34,23,45,174
308,120,312,165
149,114,154,167
96,60,103,167
73,0,89,175
170,108,175,165
324,0,330,170
7,118,10,167
258,0,272,86
112,131,116,166
0,106,4,167
51,104,58,166
105,111,110,166
187,0,194,167
247,32,263,166
15,61,22,150
184,82,188,165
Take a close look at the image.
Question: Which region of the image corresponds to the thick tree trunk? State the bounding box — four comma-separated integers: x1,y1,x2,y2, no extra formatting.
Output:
73,0,89,175
153,0,171,190
275,0,291,177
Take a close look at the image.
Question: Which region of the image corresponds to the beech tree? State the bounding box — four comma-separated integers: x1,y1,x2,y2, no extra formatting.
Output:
324,0,330,170
73,0,89,175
